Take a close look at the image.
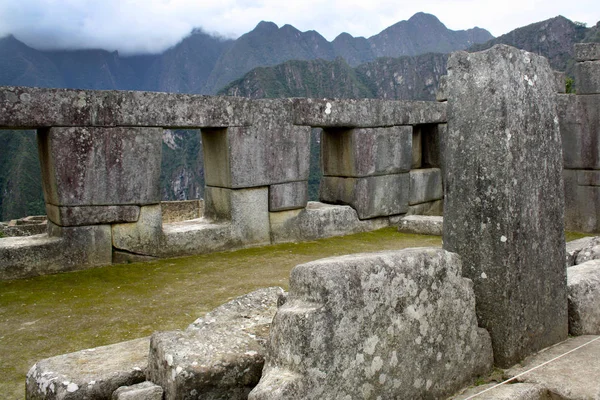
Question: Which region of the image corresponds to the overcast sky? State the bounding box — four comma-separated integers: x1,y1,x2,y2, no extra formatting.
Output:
0,0,598,55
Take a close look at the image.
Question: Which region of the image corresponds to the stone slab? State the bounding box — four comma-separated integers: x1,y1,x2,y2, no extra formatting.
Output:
409,168,443,205
568,260,600,335
576,61,600,94
148,287,283,400
161,199,204,224
406,199,444,216
398,215,443,236
321,126,412,177
250,248,492,400
203,100,311,189
269,202,390,243
160,219,239,258
578,170,600,186
292,98,447,127
576,43,600,62
444,45,567,367
0,86,252,129
451,383,548,400
46,204,140,227
204,186,270,245
38,127,162,207
505,335,600,399
319,174,409,219
269,181,308,212
26,337,149,400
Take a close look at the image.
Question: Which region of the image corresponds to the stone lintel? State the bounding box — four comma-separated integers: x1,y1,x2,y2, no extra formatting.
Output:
46,204,140,227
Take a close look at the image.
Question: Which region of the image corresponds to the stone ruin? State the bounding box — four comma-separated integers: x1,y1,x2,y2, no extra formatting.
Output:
10,42,600,399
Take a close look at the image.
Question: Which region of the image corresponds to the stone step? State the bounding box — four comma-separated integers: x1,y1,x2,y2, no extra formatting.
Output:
397,215,443,236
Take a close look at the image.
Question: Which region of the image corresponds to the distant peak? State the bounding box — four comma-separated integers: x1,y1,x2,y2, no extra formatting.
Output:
254,21,279,31
408,12,441,24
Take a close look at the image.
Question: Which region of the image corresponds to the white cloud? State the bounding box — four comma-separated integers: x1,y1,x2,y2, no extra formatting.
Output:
0,0,598,54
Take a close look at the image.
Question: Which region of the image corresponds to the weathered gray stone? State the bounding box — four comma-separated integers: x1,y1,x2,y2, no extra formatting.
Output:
568,260,600,335
319,174,409,219
406,199,443,216
398,215,443,236
0,86,252,128
292,98,447,127
148,287,283,400
46,204,140,227
250,248,492,400
436,75,448,102
321,126,412,177
578,170,600,186
451,383,549,400
409,168,443,205
566,236,597,267
204,186,270,245
26,338,149,400
576,61,600,94
112,205,163,257
203,100,311,188
269,182,308,212
553,70,566,93
0,234,64,280
0,220,47,237
38,127,162,207
269,202,390,243
504,335,600,399
444,45,567,367
564,170,600,233
112,382,163,400
161,200,204,224
575,237,600,265
160,219,239,257
576,43,600,62
557,95,584,169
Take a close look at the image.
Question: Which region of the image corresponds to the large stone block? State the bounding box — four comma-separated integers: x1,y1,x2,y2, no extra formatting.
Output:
444,45,567,367
292,98,447,127
0,86,252,129
568,260,600,335
204,186,270,245
47,222,113,266
46,204,140,227
38,127,162,207
249,248,492,399
409,168,443,205
578,170,600,186
576,61,600,94
269,202,390,243
321,126,412,177
566,236,597,267
576,43,600,62
203,100,311,188
269,181,308,212
26,338,149,400
319,174,409,219
112,382,163,400
398,215,443,236
112,205,163,257
557,95,600,169
148,288,283,400
564,170,600,233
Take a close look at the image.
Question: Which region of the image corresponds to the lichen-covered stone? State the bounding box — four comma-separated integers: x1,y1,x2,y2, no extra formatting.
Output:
148,287,284,400
250,248,492,400
451,383,548,400
575,237,600,265
112,381,163,400
38,127,162,207
321,126,412,177
269,202,390,243
292,98,447,127
26,338,149,400
566,236,597,267
0,86,252,128
575,43,600,62
319,174,409,219
269,182,308,212
568,260,600,335
444,45,567,367
408,168,443,205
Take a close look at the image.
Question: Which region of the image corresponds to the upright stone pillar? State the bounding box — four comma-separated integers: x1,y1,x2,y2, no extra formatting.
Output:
443,45,567,367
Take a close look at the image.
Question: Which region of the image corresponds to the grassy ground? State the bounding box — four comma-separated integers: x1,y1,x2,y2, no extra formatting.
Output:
0,228,441,399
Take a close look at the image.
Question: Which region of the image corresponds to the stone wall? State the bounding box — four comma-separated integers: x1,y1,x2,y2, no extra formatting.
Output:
0,88,446,280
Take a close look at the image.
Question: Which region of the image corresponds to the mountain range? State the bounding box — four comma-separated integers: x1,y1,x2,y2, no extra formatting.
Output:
0,12,598,221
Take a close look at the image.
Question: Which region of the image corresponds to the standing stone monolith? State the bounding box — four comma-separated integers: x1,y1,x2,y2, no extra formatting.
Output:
443,44,567,367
